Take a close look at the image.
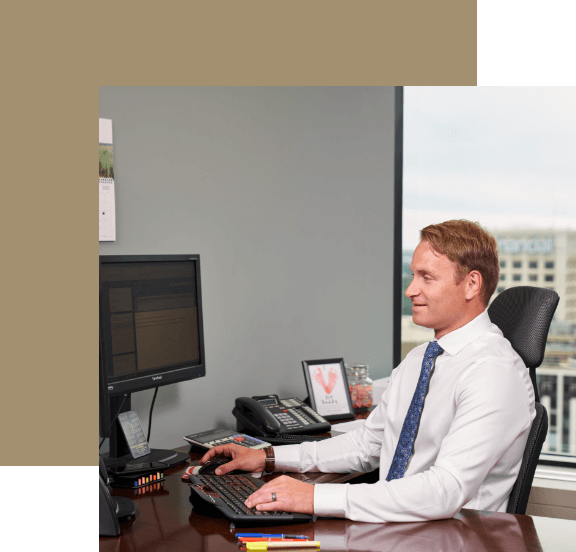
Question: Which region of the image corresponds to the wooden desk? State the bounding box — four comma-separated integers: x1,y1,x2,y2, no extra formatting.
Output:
99,446,559,552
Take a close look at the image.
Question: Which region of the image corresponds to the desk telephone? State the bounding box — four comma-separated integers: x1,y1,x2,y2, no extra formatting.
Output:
232,394,331,436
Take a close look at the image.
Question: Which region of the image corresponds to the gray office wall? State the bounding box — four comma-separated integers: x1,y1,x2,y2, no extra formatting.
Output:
99,87,395,451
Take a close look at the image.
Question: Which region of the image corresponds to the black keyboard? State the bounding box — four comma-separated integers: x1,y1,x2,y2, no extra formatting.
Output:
257,434,331,446
188,473,314,525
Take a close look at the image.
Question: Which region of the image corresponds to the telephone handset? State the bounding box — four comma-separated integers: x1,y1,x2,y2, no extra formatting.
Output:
232,394,331,437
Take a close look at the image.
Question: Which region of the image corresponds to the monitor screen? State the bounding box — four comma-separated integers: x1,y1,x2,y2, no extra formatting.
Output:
99,255,206,398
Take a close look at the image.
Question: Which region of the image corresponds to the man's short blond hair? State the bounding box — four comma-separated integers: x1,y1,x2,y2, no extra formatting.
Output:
420,220,499,306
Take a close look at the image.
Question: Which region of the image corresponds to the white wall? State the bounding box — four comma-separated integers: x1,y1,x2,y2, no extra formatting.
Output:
99,86,396,451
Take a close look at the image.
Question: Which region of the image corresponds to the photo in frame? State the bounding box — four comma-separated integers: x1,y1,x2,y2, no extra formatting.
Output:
302,358,355,421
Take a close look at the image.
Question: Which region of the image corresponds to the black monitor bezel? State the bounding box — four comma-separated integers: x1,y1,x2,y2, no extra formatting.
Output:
99,254,206,399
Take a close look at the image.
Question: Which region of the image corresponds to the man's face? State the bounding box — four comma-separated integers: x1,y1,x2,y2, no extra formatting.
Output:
405,240,470,339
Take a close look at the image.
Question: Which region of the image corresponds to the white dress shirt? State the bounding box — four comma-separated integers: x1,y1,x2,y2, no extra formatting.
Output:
274,311,536,522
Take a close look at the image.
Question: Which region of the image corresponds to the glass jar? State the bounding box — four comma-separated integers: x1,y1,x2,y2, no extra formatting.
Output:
345,364,373,411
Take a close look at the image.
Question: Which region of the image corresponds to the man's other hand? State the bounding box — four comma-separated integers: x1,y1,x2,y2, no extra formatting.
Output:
244,475,314,514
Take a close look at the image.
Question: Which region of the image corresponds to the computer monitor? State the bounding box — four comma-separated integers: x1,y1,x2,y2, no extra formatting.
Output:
99,254,206,469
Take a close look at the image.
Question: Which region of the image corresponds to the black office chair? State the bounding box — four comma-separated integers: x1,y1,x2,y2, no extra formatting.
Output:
487,286,559,515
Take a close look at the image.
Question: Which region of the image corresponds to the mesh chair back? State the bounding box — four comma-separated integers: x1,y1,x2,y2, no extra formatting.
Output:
487,286,559,401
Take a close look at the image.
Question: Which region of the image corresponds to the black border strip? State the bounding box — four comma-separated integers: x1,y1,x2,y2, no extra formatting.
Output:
539,459,576,469
393,86,404,369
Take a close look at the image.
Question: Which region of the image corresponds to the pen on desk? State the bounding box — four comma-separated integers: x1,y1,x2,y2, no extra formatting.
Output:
239,538,309,543
245,542,320,550
236,534,309,540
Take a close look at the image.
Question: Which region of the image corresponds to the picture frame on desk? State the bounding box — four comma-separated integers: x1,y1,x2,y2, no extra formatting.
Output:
302,358,355,421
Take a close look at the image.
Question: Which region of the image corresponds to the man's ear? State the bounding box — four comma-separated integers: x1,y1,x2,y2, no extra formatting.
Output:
465,270,483,300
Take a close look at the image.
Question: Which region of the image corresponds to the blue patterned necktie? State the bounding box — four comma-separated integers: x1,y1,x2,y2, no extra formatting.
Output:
386,341,444,482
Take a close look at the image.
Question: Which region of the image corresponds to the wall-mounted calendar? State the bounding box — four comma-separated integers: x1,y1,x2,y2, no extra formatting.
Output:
99,118,116,241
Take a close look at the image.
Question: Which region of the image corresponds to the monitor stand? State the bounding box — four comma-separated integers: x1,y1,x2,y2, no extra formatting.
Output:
103,395,189,470
102,448,189,470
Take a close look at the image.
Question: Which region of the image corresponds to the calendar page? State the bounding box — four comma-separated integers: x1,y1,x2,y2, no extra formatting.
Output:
99,118,116,241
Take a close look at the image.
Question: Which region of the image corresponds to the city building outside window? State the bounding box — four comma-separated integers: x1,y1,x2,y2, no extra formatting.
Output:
400,87,576,468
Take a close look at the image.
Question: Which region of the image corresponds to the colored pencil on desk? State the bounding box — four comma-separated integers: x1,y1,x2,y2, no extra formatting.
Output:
245,542,320,550
239,538,310,543
236,534,309,539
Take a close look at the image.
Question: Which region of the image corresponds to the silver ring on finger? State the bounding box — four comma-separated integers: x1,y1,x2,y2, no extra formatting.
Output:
272,492,277,502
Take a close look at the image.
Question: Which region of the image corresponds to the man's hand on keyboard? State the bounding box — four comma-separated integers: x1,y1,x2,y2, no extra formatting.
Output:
244,475,314,515
199,444,266,475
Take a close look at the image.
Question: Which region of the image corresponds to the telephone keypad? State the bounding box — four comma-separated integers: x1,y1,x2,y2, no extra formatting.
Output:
263,396,330,433
274,412,299,430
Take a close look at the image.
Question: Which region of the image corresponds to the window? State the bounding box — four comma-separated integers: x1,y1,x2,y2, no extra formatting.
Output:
400,87,576,468
500,274,506,281
545,275,554,282
497,287,505,293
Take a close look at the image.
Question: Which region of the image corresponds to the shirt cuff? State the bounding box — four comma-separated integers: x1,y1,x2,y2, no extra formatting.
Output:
272,445,302,471
313,483,347,517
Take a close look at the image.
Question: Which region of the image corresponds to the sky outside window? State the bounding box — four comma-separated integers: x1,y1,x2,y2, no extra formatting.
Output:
403,87,576,251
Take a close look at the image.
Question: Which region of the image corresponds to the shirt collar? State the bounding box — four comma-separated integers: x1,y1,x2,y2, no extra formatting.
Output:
435,310,492,357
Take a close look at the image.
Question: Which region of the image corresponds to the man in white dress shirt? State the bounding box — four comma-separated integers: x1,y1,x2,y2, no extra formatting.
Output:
200,220,536,522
